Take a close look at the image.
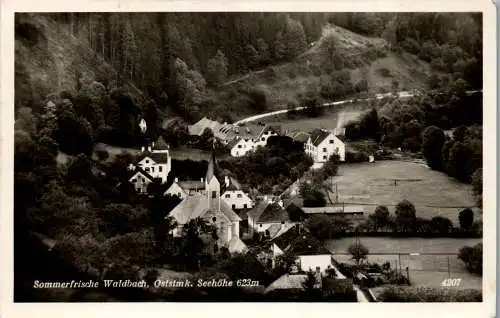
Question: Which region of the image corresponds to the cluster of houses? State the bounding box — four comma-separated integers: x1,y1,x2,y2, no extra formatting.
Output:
188,117,347,169
122,118,363,292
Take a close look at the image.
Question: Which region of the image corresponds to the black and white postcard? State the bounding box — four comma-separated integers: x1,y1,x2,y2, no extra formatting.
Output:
1,1,496,317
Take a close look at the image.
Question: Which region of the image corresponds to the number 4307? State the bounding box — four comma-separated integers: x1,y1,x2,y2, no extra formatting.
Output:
441,278,462,287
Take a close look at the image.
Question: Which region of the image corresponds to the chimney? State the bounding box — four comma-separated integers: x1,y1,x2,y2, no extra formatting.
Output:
174,177,178,183
141,146,145,152
201,177,204,183
225,176,230,187
147,146,152,152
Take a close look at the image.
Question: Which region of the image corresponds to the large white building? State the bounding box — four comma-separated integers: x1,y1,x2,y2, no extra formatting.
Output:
127,136,171,193
228,124,280,157
304,128,345,169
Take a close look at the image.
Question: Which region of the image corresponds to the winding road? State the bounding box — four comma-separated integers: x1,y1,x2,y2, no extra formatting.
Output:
233,89,481,125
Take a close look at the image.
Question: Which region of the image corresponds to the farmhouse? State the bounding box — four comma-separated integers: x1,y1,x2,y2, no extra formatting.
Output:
127,136,171,193
304,128,345,169
228,124,280,157
188,117,236,143
167,151,247,253
220,176,254,210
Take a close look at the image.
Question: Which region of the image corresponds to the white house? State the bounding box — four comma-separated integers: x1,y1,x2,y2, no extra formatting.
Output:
304,128,345,169
128,168,155,193
228,125,280,157
128,136,171,193
220,176,253,210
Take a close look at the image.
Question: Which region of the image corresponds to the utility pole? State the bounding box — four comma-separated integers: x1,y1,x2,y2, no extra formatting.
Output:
447,256,451,278
398,253,402,274
406,266,410,284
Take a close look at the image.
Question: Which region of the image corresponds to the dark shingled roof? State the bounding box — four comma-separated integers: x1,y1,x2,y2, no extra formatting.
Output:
247,200,269,222
128,166,155,182
257,203,289,223
178,180,205,190
309,129,332,147
271,225,330,255
136,151,170,164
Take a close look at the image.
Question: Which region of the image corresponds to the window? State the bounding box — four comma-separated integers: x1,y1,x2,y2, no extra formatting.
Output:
323,148,327,152
259,224,263,228
261,137,265,141
145,160,149,164
212,191,217,198
329,140,334,144
225,194,231,198
232,204,236,209
236,151,239,155
177,192,181,197
335,147,339,153
151,167,155,173
145,167,150,172
323,156,327,160
131,178,137,182
159,166,162,172
238,145,242,148
237,193,242,198
243,204,247,209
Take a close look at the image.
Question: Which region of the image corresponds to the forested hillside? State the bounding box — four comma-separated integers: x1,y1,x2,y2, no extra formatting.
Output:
15,12,482,148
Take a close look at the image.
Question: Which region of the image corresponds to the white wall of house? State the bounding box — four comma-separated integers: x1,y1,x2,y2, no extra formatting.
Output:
137,156,171,183
230,139,255,157
129,172,152,193
305,134,345,163
298,255,333,274
222,190,253,210
165,183,187,199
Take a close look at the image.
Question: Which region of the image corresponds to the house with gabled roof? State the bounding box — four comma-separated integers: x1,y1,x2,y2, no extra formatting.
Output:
228,124,280,157
127,136,171,193
164,178,206,199
166,151,247,254
304,128,345,169
220,175,253,210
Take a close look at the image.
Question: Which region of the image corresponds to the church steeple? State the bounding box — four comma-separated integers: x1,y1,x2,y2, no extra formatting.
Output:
205,139,220,211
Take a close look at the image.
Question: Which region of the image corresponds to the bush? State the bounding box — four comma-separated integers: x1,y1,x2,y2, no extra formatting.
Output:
378,286,482,302
377,68,392,78
345,150,369,163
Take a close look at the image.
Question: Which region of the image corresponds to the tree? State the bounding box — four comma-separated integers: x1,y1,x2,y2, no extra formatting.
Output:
347,243,369,266
299,181,326,207
245,44,260,69
394,199,417,233
458,242,482,275
359,108,380,141
471,168,482,208
429,216,453,235
15,107,37,138
304,214,350,241
256,38,271,66
459,208,474,230
99,203,148,237
273,31,286,61
422,126,445,170
283,17,307,59
369,205,391,231
207,49,228,86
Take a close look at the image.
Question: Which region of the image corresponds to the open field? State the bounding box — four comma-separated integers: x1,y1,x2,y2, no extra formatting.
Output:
331,161,478,225
326,237,482,290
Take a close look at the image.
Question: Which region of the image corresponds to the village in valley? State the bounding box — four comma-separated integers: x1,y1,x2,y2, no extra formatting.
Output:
14,12,483,302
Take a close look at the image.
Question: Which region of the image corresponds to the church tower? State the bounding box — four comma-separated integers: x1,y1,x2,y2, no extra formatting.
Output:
205,147,221,211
